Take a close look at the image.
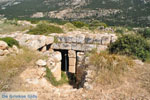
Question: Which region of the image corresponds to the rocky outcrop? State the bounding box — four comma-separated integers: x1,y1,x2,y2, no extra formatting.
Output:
0,41,20,58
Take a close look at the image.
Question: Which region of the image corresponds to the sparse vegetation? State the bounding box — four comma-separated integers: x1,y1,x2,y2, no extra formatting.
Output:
109,34,150,61
89,20,107,30
71,21,89,28
0,20,30,34
0,37,19,47
0,47,40,90
45,67,68,86
138,28,150,38
28,23,64,35
89,51,134,85
64,22,77,31
115,28,124,34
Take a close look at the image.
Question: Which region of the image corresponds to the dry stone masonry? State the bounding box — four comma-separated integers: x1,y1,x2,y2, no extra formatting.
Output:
0,32,117,83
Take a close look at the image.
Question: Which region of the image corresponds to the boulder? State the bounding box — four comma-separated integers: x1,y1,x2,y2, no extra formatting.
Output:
36,59,47,67
0,50,4,56
0,41,8,50
3,50,10,55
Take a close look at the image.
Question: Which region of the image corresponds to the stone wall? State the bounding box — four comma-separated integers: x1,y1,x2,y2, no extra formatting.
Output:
51,33,117,51
0,32,117,83
0,33,117,52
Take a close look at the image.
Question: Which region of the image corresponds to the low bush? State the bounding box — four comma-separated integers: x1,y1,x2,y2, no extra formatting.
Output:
64,22,76,31
115,29,124,34
45,67,68,86
89,20,107,30
28,23,64,35
89,51,134,85
138,28,150,38
0,37,19,47
71,21,88,28
109,34,150,61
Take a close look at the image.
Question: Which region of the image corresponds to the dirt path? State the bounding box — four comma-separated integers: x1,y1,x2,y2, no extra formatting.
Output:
6,63,150,100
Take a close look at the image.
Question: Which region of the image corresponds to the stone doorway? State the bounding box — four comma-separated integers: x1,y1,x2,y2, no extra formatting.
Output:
55,50,69,73
60,50,69,72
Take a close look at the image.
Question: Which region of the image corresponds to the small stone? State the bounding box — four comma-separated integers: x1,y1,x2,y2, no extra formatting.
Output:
36,59,47,67
12,45,19,53
0,41,8,50
84,82,93,90
134,59,144,66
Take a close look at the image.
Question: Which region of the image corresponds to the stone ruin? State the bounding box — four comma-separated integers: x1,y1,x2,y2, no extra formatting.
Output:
0,32,117,88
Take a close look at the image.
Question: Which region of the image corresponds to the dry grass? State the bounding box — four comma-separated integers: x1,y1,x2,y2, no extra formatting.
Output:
138,63,150,93
0,47,41,90
0,23,30,34
89,51,134,85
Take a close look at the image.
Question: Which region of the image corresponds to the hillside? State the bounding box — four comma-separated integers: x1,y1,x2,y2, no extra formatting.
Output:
0,0,150,26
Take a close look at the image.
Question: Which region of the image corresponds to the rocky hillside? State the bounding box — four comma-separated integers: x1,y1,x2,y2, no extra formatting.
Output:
0,0,150,25
0,0,150,26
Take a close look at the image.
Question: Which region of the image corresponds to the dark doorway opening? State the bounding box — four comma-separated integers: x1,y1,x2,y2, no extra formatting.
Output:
54,50,69,72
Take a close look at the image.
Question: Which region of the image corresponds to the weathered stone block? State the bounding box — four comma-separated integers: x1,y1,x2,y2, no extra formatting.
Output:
71,43,84,51
69,57,76,66
51,62,61,81
77,52,85,62
68,50,76,58
83,44,96,51
51,43,60,49
60,43,71,50
65,35,76,43
69,65,76,73
46,36,54,45
76,34,85,43
85,36,94,44
53,51,62,62
101,36,111,45
93,35,102,44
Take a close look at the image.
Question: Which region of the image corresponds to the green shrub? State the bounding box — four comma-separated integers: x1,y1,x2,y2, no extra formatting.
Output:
89,20,107,30
138,28,150,38
71,21,88,28
45,67,68,86
0,37,19,47
115,29,124,34
28,23,64,35
109,34,150,61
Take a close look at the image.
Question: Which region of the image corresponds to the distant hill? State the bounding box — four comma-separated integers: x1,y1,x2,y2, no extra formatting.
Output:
0,0,150,26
